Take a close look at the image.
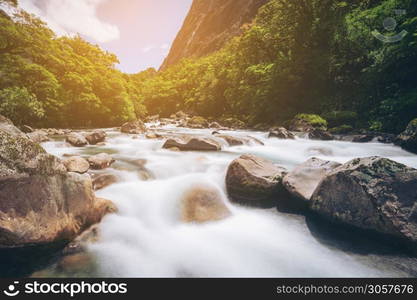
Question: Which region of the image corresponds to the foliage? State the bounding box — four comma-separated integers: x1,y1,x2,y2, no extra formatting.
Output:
294,114,328,129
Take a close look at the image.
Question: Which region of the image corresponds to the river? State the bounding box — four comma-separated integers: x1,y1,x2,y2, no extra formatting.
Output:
40,123,417,277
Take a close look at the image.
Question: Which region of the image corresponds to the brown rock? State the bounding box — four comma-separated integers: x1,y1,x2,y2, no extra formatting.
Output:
121,120,146,134
163,136,221,151
63,156,90,174
66,132,88,147
85,130,106,145
92,173,118,190
87,153,115,170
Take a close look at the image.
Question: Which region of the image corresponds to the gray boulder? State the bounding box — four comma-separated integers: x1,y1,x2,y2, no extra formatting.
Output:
27,130,49,144
226,154,287,207
311,157,417,246
63,156,90,174
66,132,88,147
87,153,115,170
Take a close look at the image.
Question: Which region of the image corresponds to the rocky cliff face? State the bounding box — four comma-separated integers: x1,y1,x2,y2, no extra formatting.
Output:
160,0,268,70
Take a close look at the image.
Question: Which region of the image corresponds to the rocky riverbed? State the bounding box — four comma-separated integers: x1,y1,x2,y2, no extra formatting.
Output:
1,116,417,277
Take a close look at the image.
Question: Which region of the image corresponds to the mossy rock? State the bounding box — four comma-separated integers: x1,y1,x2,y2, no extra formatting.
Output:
290,114,328,131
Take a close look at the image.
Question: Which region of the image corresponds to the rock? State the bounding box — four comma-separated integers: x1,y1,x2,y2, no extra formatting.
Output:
311,157,417,246
163,136,221,151
186,116,208,128
92,173,118,190
283,158,341,203
395,119,417,154
226,154,287,207
146,115,159,123
27,130,50,143
66,132,88,147
85,130,106,145
145,132,163,139
308,129,334,141
21,125,34,133
289,114,328,132
0,130,115,250
181,184,231,223
0,115,27,138
352,134,374,143
269,127,295,139
87,153,115,170
214,134,245,146
63,156,90,174
121,120,146,134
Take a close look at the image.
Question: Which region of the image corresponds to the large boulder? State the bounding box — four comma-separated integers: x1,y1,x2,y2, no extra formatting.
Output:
181,185,231,223
395,119,417,154
226,154,287,207
0,130,115,250
92,173,118,191
283,158,341,203
163,136,221,151
268,127,295,139
63,156,90,174
87,153,115,170
66,132,88,147
85,130,106,145
0,115,27,138
311,157,417,246
121,120,146,134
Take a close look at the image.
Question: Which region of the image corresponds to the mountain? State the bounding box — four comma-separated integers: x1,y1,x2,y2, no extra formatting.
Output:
160,0,268,70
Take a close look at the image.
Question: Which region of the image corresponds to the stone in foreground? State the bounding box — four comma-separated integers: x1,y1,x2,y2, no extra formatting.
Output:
311,157,417,246
226,154,287,207
181,185,231,223
283,158,341,203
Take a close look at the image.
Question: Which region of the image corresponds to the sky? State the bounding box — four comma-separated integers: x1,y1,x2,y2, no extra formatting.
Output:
19,0,193,73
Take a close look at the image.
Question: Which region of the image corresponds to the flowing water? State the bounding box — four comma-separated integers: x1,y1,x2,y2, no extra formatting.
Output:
41,124,417,277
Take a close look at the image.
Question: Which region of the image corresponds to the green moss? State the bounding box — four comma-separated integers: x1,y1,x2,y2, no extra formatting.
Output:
329,125,353,134
294,114,328,128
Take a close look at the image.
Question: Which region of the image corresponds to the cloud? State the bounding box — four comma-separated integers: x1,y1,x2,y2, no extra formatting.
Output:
20,0,120,43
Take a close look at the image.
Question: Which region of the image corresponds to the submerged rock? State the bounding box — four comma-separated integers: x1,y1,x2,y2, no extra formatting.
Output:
283,158,341,203
87,153,115,170
214,134,245,146
63,156,90,174
181,185,231,223
311,157,417,246
66,132,88,147
121,120,146,134
163,136,221,151
85,130,106,145
92,173,118,190
269,127,295,139
226,154,287,207
395,119,417,154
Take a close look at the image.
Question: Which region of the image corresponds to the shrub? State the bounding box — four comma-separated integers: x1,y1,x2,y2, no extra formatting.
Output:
294,114,328,129
322,111,358,127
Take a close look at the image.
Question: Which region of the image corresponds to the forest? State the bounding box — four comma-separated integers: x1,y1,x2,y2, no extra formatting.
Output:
0,0,416,133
